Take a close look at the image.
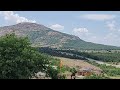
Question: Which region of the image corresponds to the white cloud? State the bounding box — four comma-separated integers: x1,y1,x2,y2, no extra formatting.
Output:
80,14,116,21
106,21,116,31
90,32,120,46
85,33,120,46
72,27,92,40
73,28,88,33
104,33,118,40
102,33,120,46
72,27,120,46
72,15,120,46
49,24,64,31
85,32,119,46
87,36,101,43
0,11,36,24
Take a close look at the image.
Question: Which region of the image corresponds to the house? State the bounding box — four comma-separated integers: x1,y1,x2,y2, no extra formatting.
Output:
77,67,93,76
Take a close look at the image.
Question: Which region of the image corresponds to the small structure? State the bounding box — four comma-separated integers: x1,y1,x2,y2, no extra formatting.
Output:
77,67,92,76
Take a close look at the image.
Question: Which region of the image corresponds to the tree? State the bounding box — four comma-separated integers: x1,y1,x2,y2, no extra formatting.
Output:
70,67,77,74
0,33,51,79
46,66,59,79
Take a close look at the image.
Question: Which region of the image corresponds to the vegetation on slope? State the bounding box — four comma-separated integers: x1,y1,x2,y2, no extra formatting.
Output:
62,39,120,50
84,74,109,79
38,47,120,62
87,61,120,77
38,47,87,60
79,51,120,62
0,22,120,50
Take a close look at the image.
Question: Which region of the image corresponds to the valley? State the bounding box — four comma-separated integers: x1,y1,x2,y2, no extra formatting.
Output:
0,22,120,79
53,53,120,79
39,47,120,79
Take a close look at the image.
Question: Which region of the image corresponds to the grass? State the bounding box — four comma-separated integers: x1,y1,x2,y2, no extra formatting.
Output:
87,60,120,78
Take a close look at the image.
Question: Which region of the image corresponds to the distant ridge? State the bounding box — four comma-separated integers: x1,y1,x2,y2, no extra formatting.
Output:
0,22,119,50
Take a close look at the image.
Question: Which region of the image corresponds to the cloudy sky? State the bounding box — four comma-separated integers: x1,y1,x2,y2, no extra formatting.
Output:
0,11,120,46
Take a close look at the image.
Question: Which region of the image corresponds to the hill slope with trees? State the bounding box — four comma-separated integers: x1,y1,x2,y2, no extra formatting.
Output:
0,22,120,50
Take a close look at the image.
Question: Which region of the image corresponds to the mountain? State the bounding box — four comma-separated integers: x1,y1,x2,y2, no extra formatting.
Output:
0,22,120,50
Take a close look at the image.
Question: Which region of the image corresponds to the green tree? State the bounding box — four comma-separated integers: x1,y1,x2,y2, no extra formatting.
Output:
70,67,77,74
46,66,59,79
0,33,52,79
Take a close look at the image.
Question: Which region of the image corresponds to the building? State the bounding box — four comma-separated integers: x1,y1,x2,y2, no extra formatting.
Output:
77,67,93,76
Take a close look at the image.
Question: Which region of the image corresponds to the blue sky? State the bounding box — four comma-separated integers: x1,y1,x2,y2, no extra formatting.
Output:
0,11,120,46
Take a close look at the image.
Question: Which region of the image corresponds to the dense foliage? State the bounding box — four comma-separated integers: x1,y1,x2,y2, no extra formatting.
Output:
58,50,120,62
38,47,87,60
0,33,60,79
84,52,120,62
38,48,120,62
70,67,77,74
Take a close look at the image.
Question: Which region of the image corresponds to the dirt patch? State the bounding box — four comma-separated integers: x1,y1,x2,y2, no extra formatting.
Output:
54,57,102,72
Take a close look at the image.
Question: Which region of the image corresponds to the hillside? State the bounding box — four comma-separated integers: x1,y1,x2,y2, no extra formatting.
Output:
0,22,120,50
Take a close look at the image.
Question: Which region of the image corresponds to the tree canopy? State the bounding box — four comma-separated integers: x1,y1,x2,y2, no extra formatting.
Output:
0,33,58,79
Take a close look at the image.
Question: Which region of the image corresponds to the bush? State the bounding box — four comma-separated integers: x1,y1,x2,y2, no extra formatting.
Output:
70,68,77,73
84,74,109,79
